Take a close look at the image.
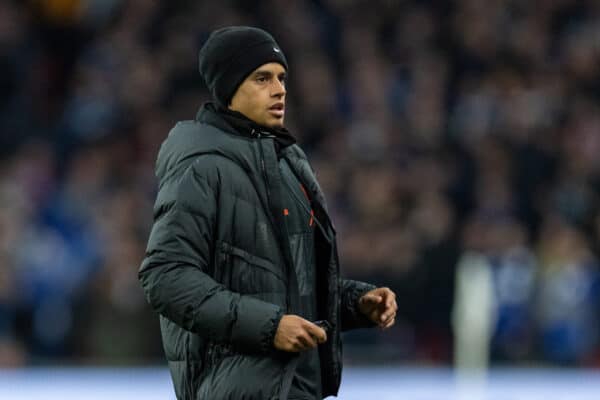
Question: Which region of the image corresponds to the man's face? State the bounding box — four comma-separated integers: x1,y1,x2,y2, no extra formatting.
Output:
229,62,287,128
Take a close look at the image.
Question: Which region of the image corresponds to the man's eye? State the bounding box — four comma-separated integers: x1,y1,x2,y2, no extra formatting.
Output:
257,77,267,83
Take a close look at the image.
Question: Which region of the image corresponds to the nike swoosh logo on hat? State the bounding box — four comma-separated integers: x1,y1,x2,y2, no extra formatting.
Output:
273,47,281,52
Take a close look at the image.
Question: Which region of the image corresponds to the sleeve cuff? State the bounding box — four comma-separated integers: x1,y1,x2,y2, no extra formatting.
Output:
343,282,378,330
261,308,284,353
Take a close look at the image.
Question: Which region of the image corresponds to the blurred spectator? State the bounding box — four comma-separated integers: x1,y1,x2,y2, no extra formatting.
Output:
536,217,600,365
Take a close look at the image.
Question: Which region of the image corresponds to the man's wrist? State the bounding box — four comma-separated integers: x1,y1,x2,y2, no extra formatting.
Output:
352,285,378,326
264,308,285,352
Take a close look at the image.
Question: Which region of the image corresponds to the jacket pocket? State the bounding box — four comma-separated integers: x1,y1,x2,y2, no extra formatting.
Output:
197,353,285,400
219,241,286,294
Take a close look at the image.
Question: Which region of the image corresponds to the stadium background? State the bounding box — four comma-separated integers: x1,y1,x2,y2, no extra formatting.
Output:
2,0,600,397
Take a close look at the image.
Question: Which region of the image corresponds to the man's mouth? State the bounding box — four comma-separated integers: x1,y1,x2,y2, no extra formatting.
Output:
269,103,285,117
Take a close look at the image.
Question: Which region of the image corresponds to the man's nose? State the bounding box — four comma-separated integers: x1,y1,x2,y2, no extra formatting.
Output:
272,80,286,97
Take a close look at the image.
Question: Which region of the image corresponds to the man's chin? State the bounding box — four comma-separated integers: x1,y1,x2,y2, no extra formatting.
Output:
266,119,285,129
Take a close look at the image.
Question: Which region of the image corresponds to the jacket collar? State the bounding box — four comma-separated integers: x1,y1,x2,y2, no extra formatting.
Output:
196,102,296,153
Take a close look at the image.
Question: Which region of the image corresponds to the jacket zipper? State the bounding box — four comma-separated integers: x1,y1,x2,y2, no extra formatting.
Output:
253,129,299,400
254,129,273,212
254,129,292,312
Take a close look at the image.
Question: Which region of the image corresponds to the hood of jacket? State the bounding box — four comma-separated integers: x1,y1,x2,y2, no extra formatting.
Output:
154,102,296,186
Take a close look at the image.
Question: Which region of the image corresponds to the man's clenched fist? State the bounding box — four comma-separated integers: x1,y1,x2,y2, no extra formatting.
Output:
358,287,397,329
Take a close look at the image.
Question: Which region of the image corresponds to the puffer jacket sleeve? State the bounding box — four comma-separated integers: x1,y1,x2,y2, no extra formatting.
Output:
139,161,283,354
340,279,377,331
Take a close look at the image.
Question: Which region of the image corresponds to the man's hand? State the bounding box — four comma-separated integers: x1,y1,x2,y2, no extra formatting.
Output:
273,315,327,352
358,287,397,329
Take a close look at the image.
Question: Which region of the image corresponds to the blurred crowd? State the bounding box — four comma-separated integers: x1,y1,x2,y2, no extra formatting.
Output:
1,0,600,367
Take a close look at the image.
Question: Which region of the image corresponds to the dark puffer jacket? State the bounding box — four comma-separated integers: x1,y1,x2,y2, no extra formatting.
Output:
139,104,375,399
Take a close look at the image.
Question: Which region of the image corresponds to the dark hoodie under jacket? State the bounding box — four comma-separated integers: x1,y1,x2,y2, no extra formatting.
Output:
139,103,376,400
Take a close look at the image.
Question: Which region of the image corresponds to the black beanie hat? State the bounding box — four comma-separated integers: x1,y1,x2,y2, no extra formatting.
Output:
198,26,288,108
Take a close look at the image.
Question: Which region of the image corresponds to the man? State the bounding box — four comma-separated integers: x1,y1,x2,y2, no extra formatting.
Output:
139,26,397,400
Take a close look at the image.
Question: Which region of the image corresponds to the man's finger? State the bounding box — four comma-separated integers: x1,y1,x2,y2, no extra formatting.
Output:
382,317,395,329
381,301,398,320
380,304,394,319
305,322,327,344
292,341,304,352
385,292,396,308
378,288,395,305
298,332,317,349
379,312,395,327
361,294,383,304
379,311,394,322
381,312,396,324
